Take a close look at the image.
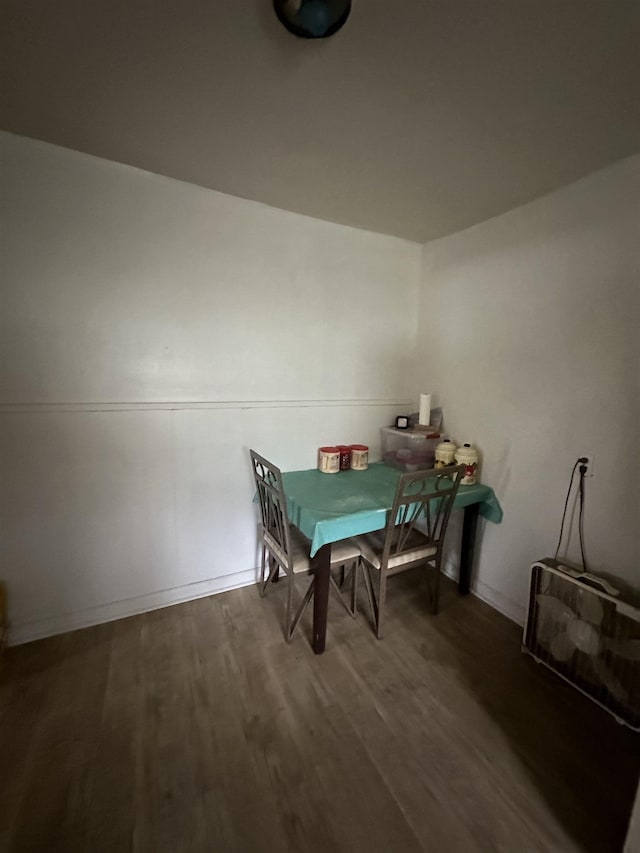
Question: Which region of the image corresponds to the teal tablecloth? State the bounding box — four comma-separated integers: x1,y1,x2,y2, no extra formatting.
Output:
282,463,503,557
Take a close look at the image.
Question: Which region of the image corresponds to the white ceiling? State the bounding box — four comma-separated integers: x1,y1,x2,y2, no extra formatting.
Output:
1,1,639,242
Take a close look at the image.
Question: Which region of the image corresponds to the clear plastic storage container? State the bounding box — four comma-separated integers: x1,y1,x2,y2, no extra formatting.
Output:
381,427,441,472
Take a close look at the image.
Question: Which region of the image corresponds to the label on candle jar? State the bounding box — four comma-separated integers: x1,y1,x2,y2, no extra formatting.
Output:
350,444,368,470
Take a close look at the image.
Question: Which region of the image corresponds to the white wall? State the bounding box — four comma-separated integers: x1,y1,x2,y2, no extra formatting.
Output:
3,131,637,642
0,132,421,643
414,155,640,622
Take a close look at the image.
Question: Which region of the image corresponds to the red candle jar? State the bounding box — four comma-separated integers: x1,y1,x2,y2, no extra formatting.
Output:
337,445,352,470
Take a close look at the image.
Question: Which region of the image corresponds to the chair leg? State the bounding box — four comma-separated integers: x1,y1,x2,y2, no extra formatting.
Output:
285,569,294,636
272,570,280,584
287,578,314,641
271,554,280,584
351,559,358,616
260,548,280,597
259,545,270,596
431,558,441,615
361,563,378,633
376,570,388,639
329,571,357,618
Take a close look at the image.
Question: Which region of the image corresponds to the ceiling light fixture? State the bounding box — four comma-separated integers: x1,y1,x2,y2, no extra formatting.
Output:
273,0,351,39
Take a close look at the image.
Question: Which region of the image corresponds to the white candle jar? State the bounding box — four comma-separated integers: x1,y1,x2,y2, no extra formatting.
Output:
454,443,479,485
350,444,369,471
318,446,340,474
435,439,457,468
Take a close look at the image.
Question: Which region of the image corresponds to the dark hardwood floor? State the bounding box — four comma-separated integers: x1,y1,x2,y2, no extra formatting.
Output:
1,574,638,853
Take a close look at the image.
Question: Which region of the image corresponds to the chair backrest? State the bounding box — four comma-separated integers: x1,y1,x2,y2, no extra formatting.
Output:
382,465,465,569
250,449,292,564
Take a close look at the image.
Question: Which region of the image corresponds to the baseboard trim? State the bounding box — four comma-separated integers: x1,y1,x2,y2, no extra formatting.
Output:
441,563,525,626
472,579,526,626
10,565,526,646
8,569,258,646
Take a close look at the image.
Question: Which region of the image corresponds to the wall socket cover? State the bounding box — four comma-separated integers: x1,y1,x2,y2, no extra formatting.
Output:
581,455,594,477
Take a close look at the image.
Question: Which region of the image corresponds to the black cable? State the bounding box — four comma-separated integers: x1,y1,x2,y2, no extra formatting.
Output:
554,460,580,561
578,464,589,572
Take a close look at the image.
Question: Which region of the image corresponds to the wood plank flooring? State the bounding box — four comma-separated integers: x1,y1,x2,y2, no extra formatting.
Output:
1,574,638,853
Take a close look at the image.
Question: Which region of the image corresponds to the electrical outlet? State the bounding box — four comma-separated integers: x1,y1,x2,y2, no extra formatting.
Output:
580,455,594,477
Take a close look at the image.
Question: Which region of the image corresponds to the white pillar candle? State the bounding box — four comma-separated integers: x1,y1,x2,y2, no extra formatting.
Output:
418,393,432,426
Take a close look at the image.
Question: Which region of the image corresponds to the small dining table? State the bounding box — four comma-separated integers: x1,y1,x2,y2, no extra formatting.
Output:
281,462,503,654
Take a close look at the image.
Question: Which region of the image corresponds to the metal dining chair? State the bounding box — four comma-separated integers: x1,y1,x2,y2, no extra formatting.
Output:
354,465,465,639
250,449,361,642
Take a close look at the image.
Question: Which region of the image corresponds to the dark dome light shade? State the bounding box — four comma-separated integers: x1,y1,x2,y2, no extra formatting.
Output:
274,0,351,39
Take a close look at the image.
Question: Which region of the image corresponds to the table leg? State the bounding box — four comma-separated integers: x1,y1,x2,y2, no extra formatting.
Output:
311,543,331,654
459,504,479,595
